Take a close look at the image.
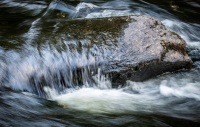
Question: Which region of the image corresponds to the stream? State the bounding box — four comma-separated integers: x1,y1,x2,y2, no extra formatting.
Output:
0,0,200,127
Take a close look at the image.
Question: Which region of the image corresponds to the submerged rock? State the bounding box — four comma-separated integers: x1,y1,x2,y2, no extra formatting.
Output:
29,15,192,86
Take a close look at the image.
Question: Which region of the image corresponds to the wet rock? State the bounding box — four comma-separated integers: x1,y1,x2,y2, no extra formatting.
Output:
33,15,192,84
101,15,193,83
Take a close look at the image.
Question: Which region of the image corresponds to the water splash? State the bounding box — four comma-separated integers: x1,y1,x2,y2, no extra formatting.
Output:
39,69,200,115
162,19,200,48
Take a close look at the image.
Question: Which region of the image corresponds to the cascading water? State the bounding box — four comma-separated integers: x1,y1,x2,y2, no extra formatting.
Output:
0,0,200,127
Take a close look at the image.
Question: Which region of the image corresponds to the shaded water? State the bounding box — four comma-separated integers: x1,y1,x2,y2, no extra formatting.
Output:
0,0,200,126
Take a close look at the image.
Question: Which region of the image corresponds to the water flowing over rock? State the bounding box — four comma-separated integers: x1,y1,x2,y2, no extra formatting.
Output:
1,14,192,93
33,15,192,84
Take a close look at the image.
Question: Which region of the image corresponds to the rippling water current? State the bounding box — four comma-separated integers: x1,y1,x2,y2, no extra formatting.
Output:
0,0,200,127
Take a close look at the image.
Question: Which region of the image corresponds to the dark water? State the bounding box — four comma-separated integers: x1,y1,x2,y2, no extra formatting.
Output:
0,0,200,127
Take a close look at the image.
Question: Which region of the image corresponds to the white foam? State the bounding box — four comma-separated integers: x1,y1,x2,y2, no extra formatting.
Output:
75,2,98,12
51,80,161,114
53,88,144,113
51,76,200,114
160,82,200,100
86,10,131,18
74,2,98,18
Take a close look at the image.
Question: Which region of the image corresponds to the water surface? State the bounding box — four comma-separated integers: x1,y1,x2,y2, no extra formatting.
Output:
0,0,200,127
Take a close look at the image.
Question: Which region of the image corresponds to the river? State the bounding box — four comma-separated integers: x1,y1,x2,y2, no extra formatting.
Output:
0,0,200,127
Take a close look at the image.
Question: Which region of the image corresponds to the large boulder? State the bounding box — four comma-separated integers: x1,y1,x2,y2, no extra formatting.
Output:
100,15,193,83
29,15,192,85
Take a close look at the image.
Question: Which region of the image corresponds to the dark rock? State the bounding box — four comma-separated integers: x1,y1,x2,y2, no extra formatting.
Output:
100,15,193,82
34,15,193,84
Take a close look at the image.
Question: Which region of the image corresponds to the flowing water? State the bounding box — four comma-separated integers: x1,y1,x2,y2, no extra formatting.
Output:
0,0,200,126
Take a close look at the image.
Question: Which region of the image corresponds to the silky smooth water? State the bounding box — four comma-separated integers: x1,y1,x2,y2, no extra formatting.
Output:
0,0,200,127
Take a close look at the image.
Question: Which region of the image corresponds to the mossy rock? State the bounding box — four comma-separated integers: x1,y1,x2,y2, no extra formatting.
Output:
32,15,193,84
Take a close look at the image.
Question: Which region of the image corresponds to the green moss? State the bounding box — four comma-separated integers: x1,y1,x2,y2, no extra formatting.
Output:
34,16,133,52
161,40,186,54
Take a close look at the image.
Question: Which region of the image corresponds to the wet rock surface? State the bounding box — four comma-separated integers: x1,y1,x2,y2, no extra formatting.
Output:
42,15,192,83
1,15,192,89
101,15,193,83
